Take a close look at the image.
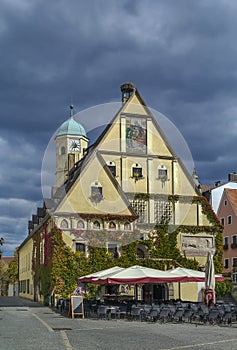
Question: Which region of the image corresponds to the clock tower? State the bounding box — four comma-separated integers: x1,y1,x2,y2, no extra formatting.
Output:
55,105,89,187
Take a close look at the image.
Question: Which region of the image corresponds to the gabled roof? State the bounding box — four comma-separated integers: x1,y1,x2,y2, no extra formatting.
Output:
210,182,237,213
224,188,237,216
52,83,200,209
53,145,137,217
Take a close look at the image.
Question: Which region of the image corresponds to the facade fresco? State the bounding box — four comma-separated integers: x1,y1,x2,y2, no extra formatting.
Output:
126,116,147,153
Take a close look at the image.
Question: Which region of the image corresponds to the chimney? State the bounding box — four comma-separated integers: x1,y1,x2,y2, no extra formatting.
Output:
120,82,135,103
228,173,237,182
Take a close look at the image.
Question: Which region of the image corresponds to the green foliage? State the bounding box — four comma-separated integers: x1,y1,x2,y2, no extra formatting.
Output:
31,194,223,302
7,250,18,283
213,231,223,274
32,226,79,302
215,279,233,297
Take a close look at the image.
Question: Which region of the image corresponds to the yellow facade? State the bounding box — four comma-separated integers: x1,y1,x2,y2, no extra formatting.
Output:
18,238,34,300
18,83,221,303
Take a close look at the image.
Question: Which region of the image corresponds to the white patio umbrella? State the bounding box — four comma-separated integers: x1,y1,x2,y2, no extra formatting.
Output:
168,266,224,282
205,251,216,305
168,267,206,282
205,252,216,290
94,265,185,285
78,266,125,283
168,265,224,300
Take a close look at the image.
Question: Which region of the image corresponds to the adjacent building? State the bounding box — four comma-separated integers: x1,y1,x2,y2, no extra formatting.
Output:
217,188,237,282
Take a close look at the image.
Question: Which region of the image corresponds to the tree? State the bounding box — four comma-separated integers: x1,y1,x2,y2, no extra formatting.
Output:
8,250,19,284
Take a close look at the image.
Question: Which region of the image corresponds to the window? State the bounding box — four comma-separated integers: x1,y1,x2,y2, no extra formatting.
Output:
221,218,225,226
136,247,145,258
93,220,100,229
124,222,131,230
131,199,147,223
136,244,149,259
60,219,68,229
228,215,232,224
224,236,229,245
233,258,237,267
77,220,85,229
108,244,119,258
109,221,116,229
60,146,66,155
107,161,116,176
154,200,172,224
232,235,237,249
90,185,103,202
224,259,229,269
233,273,237,283
223,236,229,249
158,168,168,182
76,243,85,253
132,166,143,179
224,200,227,206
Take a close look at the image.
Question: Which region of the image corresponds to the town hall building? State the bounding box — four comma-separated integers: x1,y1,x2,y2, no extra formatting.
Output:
18,83,222,303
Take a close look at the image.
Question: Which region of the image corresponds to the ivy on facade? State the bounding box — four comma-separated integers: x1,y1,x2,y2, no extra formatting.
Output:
31,194,223,302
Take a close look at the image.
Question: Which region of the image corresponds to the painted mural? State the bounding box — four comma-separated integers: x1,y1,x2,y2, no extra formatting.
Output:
126,116,147,153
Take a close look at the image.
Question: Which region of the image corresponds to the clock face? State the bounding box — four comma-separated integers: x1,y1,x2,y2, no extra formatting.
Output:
68,139,81,151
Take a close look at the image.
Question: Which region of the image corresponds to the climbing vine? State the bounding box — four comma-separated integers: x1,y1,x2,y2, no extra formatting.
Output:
31,194,223,302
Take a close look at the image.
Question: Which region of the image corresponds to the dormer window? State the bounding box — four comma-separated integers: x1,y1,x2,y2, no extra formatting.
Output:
107,161,116,177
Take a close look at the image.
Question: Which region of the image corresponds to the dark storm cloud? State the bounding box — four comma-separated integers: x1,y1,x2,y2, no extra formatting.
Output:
1,0,237,254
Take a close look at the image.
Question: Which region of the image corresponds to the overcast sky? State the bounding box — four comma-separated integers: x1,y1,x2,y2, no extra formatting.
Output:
1,0,237,255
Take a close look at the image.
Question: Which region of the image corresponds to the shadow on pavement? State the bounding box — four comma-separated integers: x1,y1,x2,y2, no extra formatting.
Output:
0,296,43,307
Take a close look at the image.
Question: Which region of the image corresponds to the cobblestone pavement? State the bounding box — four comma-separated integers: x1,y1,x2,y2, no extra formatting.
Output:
1,297,237,350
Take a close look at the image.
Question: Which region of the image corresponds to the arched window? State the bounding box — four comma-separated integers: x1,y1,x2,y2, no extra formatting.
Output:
93,220,100,229
77,220,84,229
109,221,116,229
124,222,131,230
60,219,68,229
136,244,149,259
136,247,145,258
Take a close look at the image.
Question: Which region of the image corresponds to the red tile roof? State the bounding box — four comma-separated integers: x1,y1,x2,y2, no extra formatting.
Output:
225,188,237,215
1,256,14,264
